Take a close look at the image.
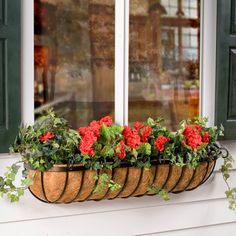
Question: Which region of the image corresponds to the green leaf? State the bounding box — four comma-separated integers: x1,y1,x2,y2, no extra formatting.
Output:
137,143,151,155
17,189,24,197
93,173,109,194
100,173,109,186
21,178,34,187
147,118,155,126
111,125,123,134
9,194,20,203
93,174,99,181
0,177,4,186
100,125,111,141
147,185,170,201
108,180,121,191
11,164,21,175
131,149,138,158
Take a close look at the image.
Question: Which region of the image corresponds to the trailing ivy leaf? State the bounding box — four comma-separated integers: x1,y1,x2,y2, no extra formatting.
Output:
93,174,99,181
21,178,34,187
0,161,33,202
220,151,236,212
158,189,171,200
17,188,24,197
93,173,109,193
109,180,121,191
147,185,170,201
100,173,109,186
8,193,20,203
0,177,4,186
219,124,224,136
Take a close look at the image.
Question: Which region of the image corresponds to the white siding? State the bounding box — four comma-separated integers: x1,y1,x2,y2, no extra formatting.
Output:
144,222,236,236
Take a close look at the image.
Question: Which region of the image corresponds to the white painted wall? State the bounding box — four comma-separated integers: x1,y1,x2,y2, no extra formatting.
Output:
1,0,236,236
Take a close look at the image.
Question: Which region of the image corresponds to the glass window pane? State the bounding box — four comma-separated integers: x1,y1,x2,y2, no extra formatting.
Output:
34,0,115,127
129,0,200,129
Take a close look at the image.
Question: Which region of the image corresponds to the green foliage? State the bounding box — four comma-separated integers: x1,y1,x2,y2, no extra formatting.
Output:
93,173,121,194
147,185,170,201
99,125,123,146
0,162,33,202
10,110,81,171
109,180,121,192
147,117,164,127
137,143,151,156
9,112,226,173
0,111,234,210
220,150,236,211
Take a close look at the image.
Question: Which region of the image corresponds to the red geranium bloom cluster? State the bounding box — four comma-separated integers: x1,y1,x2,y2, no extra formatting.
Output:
38,132,55,142
100,116,113,126
114,140,126,159
78,116,113,156
122,122,152,149
123,126,142,149
134,121,145,130
154,135,170,152
141,126,153,142
183,125,210,150
133,121,153,142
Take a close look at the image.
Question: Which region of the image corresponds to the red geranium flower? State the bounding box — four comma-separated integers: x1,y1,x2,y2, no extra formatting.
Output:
202,132,210,143
78,127,91,137
99,116,113,126
38,132,55,142
115,140,126,159
154,135,170,152
134,121,145,130
78,117,112,156
89,120,102,138
79,134,97,156
195,124,203,131
122,126,142,149
141,126,152,142
183,125,203,149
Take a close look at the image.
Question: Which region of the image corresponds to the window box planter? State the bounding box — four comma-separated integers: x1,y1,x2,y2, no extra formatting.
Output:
26,159,216,203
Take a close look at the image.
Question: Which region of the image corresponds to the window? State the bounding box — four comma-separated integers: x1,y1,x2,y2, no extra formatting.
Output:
34,0,200,129
34,0,115,127
129,0,200,129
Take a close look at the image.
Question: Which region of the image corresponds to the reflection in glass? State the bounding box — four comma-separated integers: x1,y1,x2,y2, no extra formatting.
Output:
34,0,115,127
129,0,200,129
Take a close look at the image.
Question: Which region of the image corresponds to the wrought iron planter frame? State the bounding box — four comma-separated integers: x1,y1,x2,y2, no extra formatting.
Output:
25,157,217,204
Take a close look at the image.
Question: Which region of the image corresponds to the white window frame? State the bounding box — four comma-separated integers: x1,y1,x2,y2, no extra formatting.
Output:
200,0,217,126
22,0,217,127
22,0,34,125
